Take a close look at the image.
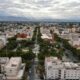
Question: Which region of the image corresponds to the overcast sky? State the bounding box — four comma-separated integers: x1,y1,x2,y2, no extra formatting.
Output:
0,0,80,19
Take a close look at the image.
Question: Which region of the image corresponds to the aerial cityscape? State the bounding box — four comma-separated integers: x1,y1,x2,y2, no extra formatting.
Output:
0,0,80,80
0,22,79,80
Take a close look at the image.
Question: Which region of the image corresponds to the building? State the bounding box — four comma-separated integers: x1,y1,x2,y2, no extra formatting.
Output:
5,31,16,38
40,27,53,43
45,57,80,80
0,57,9,72
0,40,5,49
0,35,7,49
41,34,52,40
0,57,25,80
69,38,80,48
16,27,33,41
69,34,80,49
0,57,9,80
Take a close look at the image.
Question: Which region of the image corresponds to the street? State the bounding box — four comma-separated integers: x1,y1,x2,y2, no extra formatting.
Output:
29,27,41,80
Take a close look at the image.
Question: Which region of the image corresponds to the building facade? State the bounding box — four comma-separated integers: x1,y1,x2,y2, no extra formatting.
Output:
45,57,80,80
0,57,25,80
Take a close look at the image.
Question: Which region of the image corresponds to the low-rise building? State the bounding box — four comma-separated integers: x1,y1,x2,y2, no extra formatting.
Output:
41,34,52,40
40,27,53,43
5,31,16,38
16,27,33,41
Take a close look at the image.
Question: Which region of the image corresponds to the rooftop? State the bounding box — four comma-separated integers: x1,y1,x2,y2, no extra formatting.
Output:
45,57,80,69
64,62,79,69
6,57,21,68
0,57,9,64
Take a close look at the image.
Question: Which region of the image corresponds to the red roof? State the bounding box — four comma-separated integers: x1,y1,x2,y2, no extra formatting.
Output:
17,33,27,38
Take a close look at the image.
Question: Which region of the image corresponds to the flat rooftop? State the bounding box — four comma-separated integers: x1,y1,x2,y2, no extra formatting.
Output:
45,57,80,69
64,62,79,68
6,57,21,68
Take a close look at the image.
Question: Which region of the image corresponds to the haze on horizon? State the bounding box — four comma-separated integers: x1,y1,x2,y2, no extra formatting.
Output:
0,0,80,21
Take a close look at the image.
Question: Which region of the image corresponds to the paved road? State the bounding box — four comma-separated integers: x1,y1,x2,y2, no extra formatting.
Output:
28,61,35,80
29,28,40,80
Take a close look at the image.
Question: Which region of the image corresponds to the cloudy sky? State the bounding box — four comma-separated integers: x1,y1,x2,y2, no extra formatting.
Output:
0,0,80,20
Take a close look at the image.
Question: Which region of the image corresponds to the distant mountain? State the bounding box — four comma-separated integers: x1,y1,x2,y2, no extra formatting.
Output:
38,17,80,22
0,16,80,22
0,16,35,21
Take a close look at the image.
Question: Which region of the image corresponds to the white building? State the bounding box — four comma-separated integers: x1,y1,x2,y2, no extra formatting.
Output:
40,27,53,42
68,34,80,49
5,57,22,76
45,57,80,80
60,31,80,49
41,34,52,40
0,57,9,72
0,35,7,46
0,35,7,49
69,38,80,46
3,57,25,80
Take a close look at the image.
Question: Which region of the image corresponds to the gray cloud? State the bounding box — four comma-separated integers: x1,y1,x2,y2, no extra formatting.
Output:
0,0,80,19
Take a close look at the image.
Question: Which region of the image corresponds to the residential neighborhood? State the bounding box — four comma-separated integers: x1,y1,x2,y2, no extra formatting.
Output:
0,22,80,80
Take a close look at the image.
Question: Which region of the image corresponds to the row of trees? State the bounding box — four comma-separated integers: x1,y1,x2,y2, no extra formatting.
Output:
32,27,37,42
38,28,64,63
0,32,36,71
37,27,64,77
37,27,64,79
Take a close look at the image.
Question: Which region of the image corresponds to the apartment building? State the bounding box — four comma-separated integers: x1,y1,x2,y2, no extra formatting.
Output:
45,57,80,80
5,57,22,76
0,57,9,72
0,57,25,80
